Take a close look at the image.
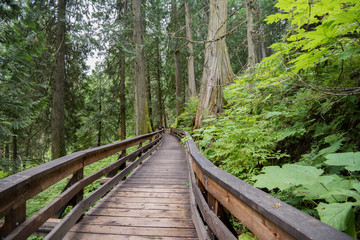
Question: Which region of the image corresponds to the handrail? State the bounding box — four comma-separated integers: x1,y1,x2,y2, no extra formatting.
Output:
0,129,164,239
170,128,352,240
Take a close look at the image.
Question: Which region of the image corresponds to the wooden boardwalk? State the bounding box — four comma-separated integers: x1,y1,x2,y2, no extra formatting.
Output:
64,133,198,240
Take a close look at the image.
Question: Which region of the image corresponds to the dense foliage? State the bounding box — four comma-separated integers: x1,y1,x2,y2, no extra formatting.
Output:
177,0,360,237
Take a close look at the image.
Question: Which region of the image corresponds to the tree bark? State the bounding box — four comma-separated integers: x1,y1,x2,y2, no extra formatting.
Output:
12,135,17,174
120,52,126,140
97,79,102,147
194,0,234,129
171,0,183,116
51,0,66,159
156,40,164,127
133,0,152,135
246,0,256,67
185,2,197,99
259,24,267,60
119,0,127,140
5,143,9,172
146,66,154,130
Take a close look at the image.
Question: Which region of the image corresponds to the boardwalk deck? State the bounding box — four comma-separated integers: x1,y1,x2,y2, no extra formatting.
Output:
64,133,198,240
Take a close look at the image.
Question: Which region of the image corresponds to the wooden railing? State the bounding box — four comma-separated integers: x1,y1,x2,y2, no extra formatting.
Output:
0,129,164,240
170,128,352,240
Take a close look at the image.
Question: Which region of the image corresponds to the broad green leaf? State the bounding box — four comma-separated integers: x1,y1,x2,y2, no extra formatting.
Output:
353,182,360,193
320,189,360,203
295,174,341,202
325,152,360,171
253,164,324,191
316,202,355,232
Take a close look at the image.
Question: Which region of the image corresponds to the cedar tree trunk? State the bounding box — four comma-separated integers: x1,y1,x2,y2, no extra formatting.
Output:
51,0,66,159
133,0,152,135
194,0,234,129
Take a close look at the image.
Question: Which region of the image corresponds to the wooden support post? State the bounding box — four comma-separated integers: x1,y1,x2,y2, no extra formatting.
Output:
136,141,143,160
119,150,127,171
207,193,217,240
0,202,26,238
106,150,127,178
196,177,207,200
195,175,216,239
69,168,84,207
53,167,84,218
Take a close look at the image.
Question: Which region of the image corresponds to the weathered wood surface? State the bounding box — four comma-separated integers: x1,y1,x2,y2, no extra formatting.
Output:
0,130,162,219
63,133,198,240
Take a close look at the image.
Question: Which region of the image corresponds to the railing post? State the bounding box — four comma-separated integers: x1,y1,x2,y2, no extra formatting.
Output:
106,150,127,179
137,141,143,160
53,166,84,218
69,168,84,206
0,201,26,238
207,193,237,237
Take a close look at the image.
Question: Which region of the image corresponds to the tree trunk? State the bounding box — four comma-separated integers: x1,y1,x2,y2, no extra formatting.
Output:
171,0,183,116
194,0,234,129
185,1,197,99
12,135,17,174
260,24,267,60
156,40,164,127
5,143,9,172
51,0,66,159
174,51,183,116
119,0,127,140
246,0,256,67
97,79,102,147
146,66,154,130
133,0,152,135
120,52,126,140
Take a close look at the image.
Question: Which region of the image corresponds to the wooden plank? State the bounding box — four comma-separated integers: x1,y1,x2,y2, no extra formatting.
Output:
129,174,187,178
89,197,190,205
79,215,195,228
124,179,189,185
87,208,191,219
111,187,188,193
126,175,188,180
33,218,61,236
119,184,189,189
88,202,190,211
110,192,189,199
67,224,197,237
64,232,198,240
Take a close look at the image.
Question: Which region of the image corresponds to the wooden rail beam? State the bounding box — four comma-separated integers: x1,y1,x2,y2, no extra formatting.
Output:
170,128,353,240
0,130,164,239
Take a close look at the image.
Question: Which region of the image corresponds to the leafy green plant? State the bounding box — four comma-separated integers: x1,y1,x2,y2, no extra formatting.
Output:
253,152,360,237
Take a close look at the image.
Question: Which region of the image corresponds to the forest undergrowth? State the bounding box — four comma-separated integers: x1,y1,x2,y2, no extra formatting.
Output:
176,0,360,238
